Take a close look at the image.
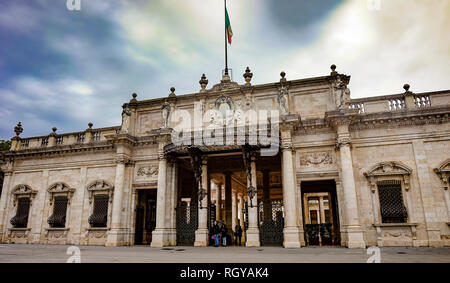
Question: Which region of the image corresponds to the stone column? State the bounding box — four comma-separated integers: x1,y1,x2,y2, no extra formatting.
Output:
167,160,178,246
224,172,232,229
246,155,260,247
216,183,222,221
262,170,271,221
232,191,238,232
194,157,209,246
337,132,366,248
239,194,246,243
281,129,301,248
0,166,12,242
106,153,129,246
151,151,169,247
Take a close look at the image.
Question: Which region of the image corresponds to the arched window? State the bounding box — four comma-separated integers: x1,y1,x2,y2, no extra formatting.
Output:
87,180,114,228
47,183,75,228
10,185,37,228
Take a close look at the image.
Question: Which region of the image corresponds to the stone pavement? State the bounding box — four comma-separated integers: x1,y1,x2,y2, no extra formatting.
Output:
0,244,449,263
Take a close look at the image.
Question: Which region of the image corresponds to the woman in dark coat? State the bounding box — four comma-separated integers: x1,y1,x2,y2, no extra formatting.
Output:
211,221,220,247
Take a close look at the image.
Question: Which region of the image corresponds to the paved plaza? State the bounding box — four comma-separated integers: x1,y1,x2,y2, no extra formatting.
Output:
0,244,448,263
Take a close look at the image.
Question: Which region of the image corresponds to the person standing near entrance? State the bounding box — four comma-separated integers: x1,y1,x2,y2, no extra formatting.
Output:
234,224,243,246
221,221,228,247
212,221,220,247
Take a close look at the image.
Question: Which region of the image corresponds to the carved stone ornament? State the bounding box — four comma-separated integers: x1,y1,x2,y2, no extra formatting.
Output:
364,161,413,193
11,185,37,204
87,180,114,203
137,166,158,177
211,94,235,126
47,183,75,202
300,151,334,166
434,159,450,190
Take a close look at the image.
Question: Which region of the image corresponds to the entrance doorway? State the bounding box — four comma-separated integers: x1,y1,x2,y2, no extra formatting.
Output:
134,189,157,245
301,180,341,246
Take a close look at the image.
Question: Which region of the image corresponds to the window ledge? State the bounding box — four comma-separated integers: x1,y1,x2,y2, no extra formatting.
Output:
87,227,109,232
8,228,31,232
45,227,70,232
373,223,418,228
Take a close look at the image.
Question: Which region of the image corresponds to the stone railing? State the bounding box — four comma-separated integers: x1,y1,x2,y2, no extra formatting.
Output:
12,126,121,151
349,90,448,115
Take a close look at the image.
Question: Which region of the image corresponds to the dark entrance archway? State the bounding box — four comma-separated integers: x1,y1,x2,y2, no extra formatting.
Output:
301,180,341,246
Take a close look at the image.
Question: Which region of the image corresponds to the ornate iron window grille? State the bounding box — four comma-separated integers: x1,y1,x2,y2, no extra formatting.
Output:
378,183,408,223
88,194,109,227
10,197,31,228
47,196,68,228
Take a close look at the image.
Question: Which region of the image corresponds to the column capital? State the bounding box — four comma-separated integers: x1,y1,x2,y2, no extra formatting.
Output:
114,154,133,165
335,135,352,150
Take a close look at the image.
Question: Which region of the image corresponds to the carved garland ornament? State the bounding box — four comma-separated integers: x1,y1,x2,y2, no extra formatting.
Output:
364,161,413,193
300,151,334,166
137,166,158,177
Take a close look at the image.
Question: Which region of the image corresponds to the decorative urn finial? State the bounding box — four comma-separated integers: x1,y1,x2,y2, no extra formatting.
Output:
169,87,176,98
199,74,208,91
403,84,411,93
130,93,138,103
14,122,23,137
330,64,337,76
280,71,287,83
52,127,57,134
88,122,93,129
243,67,253,85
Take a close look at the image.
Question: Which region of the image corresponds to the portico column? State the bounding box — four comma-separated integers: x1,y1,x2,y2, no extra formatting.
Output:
106,152,130,246
337,132,366,249
281,129,301,248
151,151,170,247
194,157,209,246
0,166,12,243
246,155,260,247
232,191,238,232
238,193,245,230
216,183,222,221
224,172,232,229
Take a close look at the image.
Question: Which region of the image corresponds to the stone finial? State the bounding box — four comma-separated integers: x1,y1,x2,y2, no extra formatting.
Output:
280,71,287,83
52,127,57,134
199,74,208,91
330,64,338,76
88,122,93,129
243,67,253,85
169,87,176,98
130,93,138,103
14,122,23,137
403,84,411,93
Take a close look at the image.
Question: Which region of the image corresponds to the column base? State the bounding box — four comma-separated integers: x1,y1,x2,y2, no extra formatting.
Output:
151,228,170,247
105,229,127,247
245,228,260,247
168,228,177,246
283,227,301,248
427,229,443,247
345,225,366,249
194,228,209,247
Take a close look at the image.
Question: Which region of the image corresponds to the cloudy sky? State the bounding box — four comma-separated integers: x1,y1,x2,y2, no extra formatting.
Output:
0,0,449,140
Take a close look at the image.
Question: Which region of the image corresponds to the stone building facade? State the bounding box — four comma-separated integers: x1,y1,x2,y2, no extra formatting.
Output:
0,66,449,248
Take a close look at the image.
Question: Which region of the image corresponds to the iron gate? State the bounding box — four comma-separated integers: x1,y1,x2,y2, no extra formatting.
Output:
176,203,198,246
258,200,284,246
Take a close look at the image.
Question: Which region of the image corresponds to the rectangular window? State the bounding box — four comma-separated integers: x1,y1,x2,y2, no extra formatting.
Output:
47,196,68,228
10,197,31,228
88,195,109,227
378,183,408,223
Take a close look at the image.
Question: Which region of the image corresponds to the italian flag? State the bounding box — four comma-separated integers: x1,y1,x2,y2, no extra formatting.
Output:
225,8,233,44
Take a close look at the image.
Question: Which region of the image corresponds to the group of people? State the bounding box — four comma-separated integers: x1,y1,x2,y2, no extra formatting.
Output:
211,220,243,247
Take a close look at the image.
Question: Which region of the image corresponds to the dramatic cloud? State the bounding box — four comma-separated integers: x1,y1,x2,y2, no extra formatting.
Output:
0,0,449,139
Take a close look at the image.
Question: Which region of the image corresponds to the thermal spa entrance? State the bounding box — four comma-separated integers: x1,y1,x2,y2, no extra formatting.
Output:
175,151,284,247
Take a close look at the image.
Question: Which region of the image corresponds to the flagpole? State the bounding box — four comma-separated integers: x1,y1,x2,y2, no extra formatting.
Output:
224,0,228,76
